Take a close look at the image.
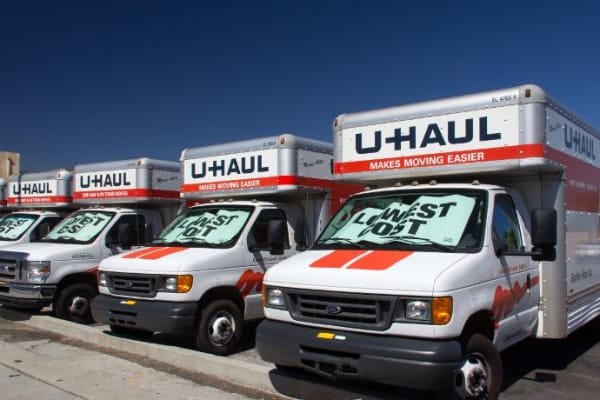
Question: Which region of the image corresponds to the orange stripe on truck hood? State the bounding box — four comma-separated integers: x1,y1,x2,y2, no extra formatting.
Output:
310,250,413,270
122,246,188,260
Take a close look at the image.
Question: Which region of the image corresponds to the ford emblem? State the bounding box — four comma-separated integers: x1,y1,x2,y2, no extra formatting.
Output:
325,304,343,315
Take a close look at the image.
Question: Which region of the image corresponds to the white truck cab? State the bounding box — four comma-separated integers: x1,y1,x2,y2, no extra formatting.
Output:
92,134,355,355
0,158,181,323
0,169,74,248
256,85,600,399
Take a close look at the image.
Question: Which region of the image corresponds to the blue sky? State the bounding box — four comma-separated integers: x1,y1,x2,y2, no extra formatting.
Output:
2,0,600,172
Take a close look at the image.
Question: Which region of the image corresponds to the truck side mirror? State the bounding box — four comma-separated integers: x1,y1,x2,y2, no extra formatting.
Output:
531,208,557,261
268,219,285,255
294,217,307,251
117,224,133,250
30,222,50,241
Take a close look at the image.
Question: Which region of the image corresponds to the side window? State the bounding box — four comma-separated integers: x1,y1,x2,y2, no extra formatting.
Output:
247,209,289,251
105,214,147,248
492,194,523,251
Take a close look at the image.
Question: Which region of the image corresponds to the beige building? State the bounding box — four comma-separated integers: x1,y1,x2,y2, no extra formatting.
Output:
0,151,20,179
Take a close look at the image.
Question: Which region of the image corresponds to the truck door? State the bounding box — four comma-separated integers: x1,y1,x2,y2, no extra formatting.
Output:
242,208,294,319
102,214,148,257
491,193,537,347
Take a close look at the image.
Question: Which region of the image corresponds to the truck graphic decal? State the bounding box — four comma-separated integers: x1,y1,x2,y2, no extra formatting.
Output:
121,246,188,260
181,175,335,194
334,143,544,174
310,250,413,270
491,275,539,322
236,269,264,298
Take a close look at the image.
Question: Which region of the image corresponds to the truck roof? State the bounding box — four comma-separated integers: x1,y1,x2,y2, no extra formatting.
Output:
72,157,181,205
180,134,335,199
332,84,600,183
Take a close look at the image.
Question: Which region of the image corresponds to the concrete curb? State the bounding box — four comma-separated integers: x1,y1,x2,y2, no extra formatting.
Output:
8,311,278,396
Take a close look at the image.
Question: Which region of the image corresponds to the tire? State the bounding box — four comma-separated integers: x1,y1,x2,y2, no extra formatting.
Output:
109,324,154,339
54,283,97,324
195,299,243,355
449,334,503,400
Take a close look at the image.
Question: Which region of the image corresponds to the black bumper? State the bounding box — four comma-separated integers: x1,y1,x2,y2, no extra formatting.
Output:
256,320,461,391
91,294,198,334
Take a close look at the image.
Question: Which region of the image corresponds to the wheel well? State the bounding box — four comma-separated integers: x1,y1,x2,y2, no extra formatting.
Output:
197,286,244,315
460,310,495,343
55,273,98,298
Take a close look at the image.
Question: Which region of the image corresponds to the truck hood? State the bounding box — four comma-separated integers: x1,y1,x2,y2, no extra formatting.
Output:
99,246,232,274
265,249,470,295
0,242,98,261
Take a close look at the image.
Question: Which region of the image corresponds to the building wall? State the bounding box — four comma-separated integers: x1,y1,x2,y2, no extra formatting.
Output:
0,151,20,179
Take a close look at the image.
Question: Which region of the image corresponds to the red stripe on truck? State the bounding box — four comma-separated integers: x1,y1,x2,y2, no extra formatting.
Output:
73,189,179,200
310,250,367,268
346,250,413,270
180,175,337,193
122,247,188,259
333,144,545,174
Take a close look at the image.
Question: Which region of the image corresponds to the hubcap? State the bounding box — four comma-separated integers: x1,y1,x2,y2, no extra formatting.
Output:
69,295,89,316
455,354,488,399
208,312,235,346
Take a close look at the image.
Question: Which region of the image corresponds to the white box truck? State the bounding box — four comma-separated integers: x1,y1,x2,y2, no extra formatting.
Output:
0,178,7,215
256,85,600,399
0,158,181,322
0,169,74,248
92,134,357,355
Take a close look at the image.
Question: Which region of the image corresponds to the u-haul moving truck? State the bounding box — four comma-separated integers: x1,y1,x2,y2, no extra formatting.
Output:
256,85,600,399
0,158,181,322
0,169,74,248
0,178,7,213
92,134,355,355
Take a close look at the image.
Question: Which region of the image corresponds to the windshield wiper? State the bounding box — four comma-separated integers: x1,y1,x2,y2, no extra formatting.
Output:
318,238,367,248
44,236,82,244
384,235,455,252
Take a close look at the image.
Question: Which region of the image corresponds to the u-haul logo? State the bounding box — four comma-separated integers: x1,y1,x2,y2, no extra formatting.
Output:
76,169,136,190
354,116,501,155
184,149,278,184
10,180,56,196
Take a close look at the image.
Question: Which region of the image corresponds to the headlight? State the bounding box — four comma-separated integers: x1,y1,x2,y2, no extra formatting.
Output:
162,275,193,293
264,287,286,308
406,300,431,321
25,261,51,283
98,272,107,287
402,297,453,325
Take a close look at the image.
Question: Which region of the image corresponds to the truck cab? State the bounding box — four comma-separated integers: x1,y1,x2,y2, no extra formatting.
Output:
0,210,65,247
92,134,353,355
0,169,74,248
0,158,181,322
256,85,599,400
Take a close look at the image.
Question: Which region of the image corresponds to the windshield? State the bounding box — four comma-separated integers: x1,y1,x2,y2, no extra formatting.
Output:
0,213,40,241
315,189,486,252
155,205,253,248
44,210,115,244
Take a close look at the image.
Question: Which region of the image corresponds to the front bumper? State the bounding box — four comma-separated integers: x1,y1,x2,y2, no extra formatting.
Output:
91,294,198,334
256,320,461,391
0,281,56,308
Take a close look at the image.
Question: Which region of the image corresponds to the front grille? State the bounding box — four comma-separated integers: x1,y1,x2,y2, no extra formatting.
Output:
107,273,157,297
287,289,397,330
0,258,18,280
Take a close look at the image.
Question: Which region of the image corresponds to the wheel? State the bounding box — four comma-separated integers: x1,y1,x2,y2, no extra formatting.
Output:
450,334,503,400
54,283,96,324
109,324,154,339
195,299,243,355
